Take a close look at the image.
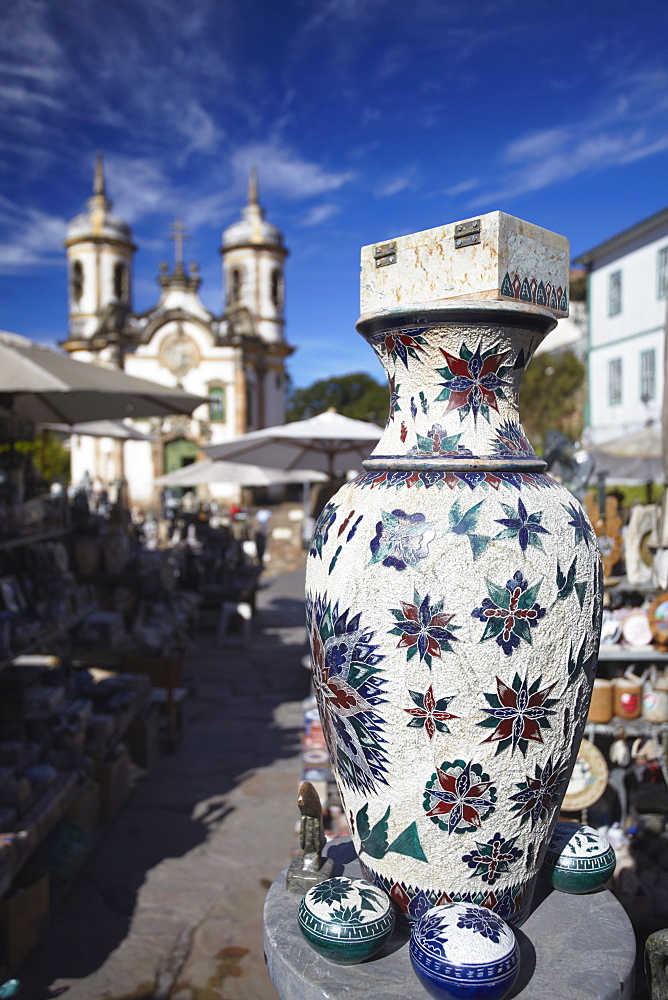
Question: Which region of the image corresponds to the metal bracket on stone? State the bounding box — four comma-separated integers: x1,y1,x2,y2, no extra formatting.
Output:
454,218,481,248
286,781,334,895
373,241,397,267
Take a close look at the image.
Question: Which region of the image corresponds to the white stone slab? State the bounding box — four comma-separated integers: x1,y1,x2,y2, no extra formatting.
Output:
360,211,570,318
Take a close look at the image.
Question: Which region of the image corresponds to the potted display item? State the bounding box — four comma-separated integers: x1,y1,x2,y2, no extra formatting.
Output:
410,902,519,1000
298,876,395,965
305,212,602,926
540,822,616,894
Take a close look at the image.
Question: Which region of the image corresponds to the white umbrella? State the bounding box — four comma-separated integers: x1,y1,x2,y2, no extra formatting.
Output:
0,331,206,424
204,410,383,478
593,424,661,459
154,458,327,488
38,419,156,441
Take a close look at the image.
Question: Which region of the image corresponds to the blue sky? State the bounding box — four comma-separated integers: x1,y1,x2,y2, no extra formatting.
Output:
0,0,666,388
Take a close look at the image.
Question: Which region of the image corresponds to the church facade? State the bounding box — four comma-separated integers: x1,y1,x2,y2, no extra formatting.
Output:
62,157,293,507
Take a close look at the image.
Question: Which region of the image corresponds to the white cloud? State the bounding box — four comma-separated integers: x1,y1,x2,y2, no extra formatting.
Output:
106,158,172,223
470,71,668,206
503,129,571,164
446,178,480,197
377,174,417,197
176,100,223,157
299,204,341,228
105,156,236,233
0,206,67,272
232,143,354,199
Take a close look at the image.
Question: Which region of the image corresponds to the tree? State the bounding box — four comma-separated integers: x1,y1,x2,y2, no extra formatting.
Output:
12,434,71,483
286,372,388,423
519,350,585,452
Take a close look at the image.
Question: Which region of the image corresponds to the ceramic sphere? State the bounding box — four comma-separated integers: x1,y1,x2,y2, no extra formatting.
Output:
540,822,616,894
410,902,519,1000
298,876,395,965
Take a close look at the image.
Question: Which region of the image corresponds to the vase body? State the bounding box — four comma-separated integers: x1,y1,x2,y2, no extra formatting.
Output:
305,303,602,925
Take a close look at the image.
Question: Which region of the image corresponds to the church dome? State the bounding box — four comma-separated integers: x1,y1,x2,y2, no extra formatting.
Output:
222,169,285,251
66,206,133,244
65,156,134,246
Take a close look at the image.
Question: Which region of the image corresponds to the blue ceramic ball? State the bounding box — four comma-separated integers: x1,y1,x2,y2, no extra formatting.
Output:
410,902,519,1000
298,876,395,965
540,822,616,894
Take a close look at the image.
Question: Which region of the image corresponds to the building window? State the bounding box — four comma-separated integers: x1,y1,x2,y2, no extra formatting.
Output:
71,260,83,302
229,267,243,304
608,358,622,406
246,384,254,429
208,385,226,423
113,262,126,301
640,349,656,403
658,246,668,300
608,270,622,316
271,268,282,308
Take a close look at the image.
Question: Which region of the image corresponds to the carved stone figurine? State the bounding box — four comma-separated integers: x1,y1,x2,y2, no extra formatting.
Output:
646,928,668,1000
286,781,334,894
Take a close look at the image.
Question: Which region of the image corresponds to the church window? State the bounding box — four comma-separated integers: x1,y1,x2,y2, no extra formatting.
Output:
71,260,84,302
208,385,226,423
271,268,283,308
113,262,126,301
230,267,243,303
246,384,254,428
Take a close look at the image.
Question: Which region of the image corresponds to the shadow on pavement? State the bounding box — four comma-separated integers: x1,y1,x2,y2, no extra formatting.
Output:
17,570,309,999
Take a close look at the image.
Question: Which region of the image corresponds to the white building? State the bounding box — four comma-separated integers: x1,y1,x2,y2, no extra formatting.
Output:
62,158,293,508
577,207,668,446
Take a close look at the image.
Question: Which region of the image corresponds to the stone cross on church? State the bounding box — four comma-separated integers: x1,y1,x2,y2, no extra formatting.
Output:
169,218,189,270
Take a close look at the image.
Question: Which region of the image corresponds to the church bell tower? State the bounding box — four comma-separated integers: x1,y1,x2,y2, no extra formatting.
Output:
220,168,288,345
62,155,136,352
220,169,292,429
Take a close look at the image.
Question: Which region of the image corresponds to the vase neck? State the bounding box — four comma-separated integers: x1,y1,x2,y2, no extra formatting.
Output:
358,307,554,473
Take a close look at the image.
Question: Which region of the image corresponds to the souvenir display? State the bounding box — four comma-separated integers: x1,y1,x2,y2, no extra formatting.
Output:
613,673,642,721
583,493,623,580
540,822,616,894
587,679,613,724
297,877,395,965
562,739,609,812
648,593,668,651
409,902,519,1000
306,214,601,926
73,535,101,575
102,526,131,576
642,666,668,723
609,733,631,768
599,611,622,646
625,504,658,588
621,610,652,647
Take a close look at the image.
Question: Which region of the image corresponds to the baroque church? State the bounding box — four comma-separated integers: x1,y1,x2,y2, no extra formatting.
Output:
62,156,293,507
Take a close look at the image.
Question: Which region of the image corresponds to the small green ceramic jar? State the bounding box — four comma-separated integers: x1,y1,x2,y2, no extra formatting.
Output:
540,822,616,894
298,876,395,965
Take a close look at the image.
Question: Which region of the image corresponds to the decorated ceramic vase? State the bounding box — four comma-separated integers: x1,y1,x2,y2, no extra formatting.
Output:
305,216,602,926
410,902,519,1000
540,821,616,894
297,876,395,964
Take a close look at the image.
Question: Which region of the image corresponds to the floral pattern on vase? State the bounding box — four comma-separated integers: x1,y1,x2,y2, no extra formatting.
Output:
305,302,601,925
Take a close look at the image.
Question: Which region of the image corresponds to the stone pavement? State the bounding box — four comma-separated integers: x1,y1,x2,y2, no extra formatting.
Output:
18,569,311,1000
